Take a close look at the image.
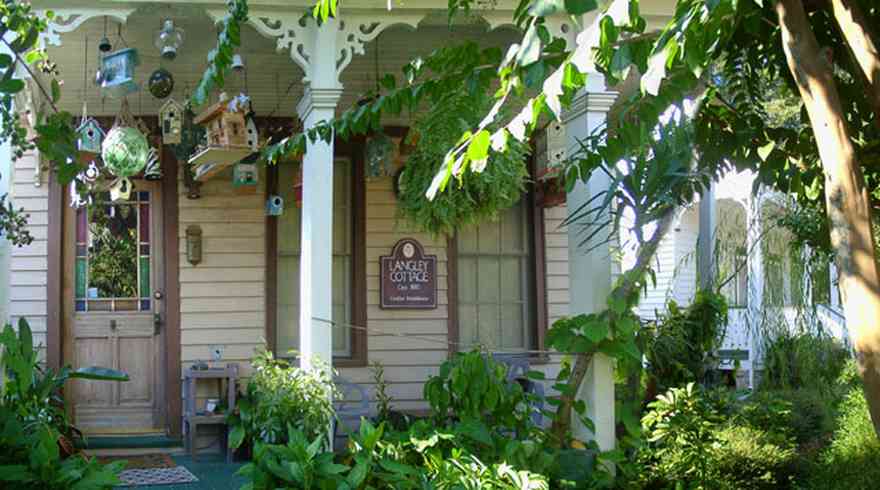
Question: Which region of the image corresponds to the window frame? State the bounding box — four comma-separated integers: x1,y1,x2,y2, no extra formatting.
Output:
447,153,549,362
265,137,367,367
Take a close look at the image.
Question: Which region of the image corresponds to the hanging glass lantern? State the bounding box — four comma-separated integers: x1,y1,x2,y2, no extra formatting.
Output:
155,19,184,60
100,48,140,98
365,131,395,178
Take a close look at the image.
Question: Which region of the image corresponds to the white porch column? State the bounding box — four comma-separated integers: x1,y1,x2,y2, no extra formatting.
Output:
564,77,617,451
296,20,343,371
697,183,717,291
746,190,765,388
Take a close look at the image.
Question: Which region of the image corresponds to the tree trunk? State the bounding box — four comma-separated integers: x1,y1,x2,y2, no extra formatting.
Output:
830,0,880,124
777,0,880,437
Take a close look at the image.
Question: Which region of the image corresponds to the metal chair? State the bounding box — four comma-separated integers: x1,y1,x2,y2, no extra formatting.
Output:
492,353,545,426
333,376,371,438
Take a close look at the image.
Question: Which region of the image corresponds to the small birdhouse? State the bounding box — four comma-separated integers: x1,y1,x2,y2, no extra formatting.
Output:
188,93,253,181
76,117,105,156
99,48,140,98
159,98,183,145
245,116,259,152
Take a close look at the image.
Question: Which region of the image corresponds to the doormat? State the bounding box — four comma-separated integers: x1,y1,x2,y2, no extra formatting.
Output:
116,466,199,486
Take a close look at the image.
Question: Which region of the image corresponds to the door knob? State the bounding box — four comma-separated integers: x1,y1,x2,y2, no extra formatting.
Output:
154,290,163,300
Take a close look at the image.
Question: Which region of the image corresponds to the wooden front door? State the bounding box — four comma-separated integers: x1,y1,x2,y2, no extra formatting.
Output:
63,182,165,433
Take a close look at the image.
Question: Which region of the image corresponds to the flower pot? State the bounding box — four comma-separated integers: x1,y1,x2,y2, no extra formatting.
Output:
536,167,566,208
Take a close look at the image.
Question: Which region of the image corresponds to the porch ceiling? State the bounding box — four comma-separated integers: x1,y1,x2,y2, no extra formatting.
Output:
42,4,522,122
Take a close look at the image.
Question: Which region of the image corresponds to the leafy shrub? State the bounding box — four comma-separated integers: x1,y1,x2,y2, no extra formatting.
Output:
228,349,338,451
761,330,849,392
639,383,722,487
710,425,797,489
0,319,126,488
642,290,728,394
736,388,834,447
806,387,880,490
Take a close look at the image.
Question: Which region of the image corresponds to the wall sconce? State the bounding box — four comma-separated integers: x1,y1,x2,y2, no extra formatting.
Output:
186,225,202,266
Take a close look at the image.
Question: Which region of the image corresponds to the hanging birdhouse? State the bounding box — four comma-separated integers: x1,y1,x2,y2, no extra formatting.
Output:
99,48,140,98
76,118,105,159
232,162,258,194
245,116,259,152
159,98,183,145
188,93,253,181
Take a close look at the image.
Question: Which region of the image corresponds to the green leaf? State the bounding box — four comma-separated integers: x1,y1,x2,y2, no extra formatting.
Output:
564,0,599,15
528,0,564,17
466,130,491,162
0,465,30,482
0,79,24,94
584,321,609,343
51,79,61,104
757,141,775,162
228,425,245,449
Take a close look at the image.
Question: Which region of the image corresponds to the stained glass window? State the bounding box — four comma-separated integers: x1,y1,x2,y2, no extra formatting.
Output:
75,191,151,312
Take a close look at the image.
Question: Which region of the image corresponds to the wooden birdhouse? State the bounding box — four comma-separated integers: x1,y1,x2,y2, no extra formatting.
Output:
188,93,253,181
245,116,259,152
76,117,105,161
159,98,183,145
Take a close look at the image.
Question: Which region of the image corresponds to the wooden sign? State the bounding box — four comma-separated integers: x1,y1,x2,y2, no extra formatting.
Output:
380,238,437,309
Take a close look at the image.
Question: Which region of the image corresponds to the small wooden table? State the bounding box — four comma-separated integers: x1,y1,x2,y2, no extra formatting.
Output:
183,364,238,463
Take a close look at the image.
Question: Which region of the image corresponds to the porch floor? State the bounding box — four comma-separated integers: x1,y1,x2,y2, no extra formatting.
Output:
117,454,246,490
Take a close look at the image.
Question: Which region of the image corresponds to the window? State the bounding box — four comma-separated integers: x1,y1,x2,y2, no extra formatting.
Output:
276,160,354,358
718,246,748,308
456,199,537,352
74,191,152,312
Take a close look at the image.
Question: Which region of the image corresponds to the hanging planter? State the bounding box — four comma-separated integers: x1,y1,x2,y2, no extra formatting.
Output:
536,166,566,208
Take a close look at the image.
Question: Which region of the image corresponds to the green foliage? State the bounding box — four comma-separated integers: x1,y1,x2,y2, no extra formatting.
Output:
423,350,533,437
640,383,721,487
192,0,248,106
806,387,880,490
396,88,529,236
228,349,338,451
0,319,126,488
709,425,797,489
371,361,393,426
761,330,849,392
642,290,728,393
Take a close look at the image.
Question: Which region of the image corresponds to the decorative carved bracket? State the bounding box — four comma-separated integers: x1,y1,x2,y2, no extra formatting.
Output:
37,8,135,48
208,9,425,88
482,10,578,50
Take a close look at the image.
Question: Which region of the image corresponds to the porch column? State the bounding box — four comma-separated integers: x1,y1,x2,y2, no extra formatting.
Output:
296,20,343,372
697,182,717,290
564,77,617,451
746,190,765,388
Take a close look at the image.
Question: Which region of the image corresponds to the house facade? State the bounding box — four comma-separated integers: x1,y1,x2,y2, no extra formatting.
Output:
2,0,677,446
637,170,849,388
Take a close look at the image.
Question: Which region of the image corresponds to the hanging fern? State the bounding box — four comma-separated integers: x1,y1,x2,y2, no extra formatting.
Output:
396,91,529,236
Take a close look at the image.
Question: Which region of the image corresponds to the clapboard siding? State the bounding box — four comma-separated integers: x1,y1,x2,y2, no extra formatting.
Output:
8,151,49,350
177,166,266,373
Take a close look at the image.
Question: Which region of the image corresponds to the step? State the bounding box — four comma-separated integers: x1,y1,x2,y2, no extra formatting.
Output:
76,434,184,452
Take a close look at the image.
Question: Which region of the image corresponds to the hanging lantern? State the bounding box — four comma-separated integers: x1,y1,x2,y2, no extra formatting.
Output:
98,36,112,53
155,19,184,60
148,68,174,99
365,131,395,178
99,48,140,98
159,98,184,145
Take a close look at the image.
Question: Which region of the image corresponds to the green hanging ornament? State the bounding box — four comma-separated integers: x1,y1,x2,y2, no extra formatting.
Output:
102,99,149,178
